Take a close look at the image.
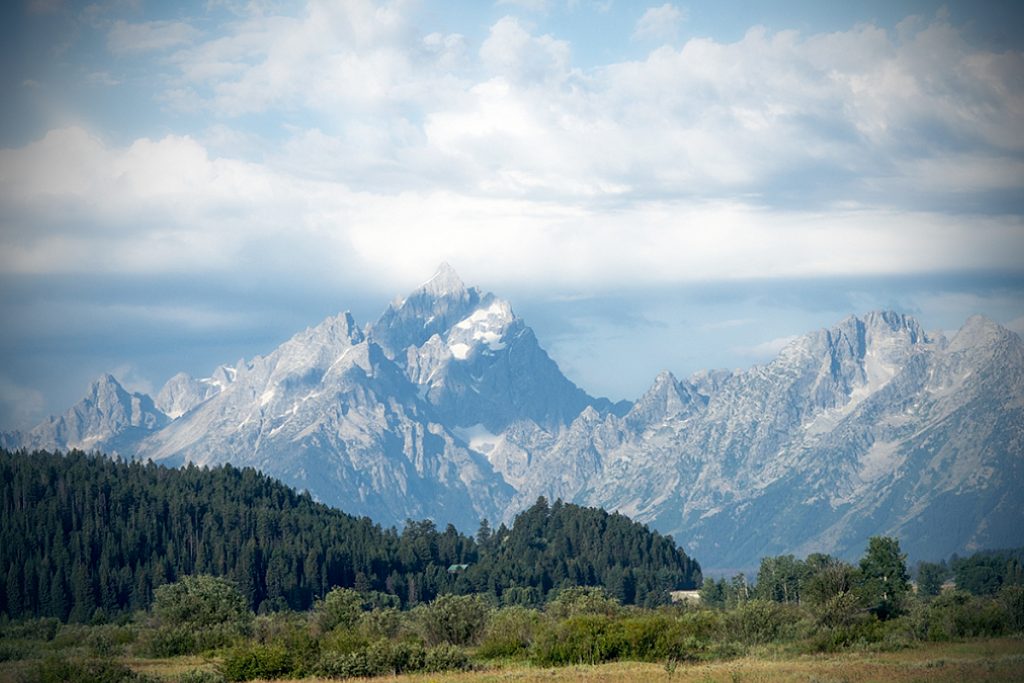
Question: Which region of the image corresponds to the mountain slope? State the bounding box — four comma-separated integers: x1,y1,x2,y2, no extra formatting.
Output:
135,311,512,530
7,268,1022,570
5,374,167,454
511,312,1024,569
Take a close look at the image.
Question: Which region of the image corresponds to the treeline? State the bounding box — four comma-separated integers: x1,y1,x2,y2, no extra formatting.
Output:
0,449,700,622
702,539,1024,621
916,548,1024,597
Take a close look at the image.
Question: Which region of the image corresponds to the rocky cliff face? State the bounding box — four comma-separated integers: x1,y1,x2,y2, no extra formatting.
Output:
11,374,168,454
9,268,1022,570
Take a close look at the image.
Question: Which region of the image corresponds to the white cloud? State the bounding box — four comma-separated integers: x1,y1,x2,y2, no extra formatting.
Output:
108,20,200,53
1,7,1022,298
632,4,686,44
1,127,1022,292
166,0,464,117
479,16,571,83
119,5,1023,215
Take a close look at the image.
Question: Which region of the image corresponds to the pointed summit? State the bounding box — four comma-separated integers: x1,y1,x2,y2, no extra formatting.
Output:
421,262,466,297
371,264,481,357
948,314,1013,353
626,369,698,428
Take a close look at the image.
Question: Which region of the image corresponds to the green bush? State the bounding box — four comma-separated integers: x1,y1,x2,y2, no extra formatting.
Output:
153,576,252,633
998,585,1024,633
1,618,60,642
357,606,404,641
416,594,490,646
20,657,152,683
478,606,541,659
530,614,624,666
315,639,470,677
0,641,26,662
424,643,472,672
218,643,293,682
147,576,253,656
546,586,621,620
676,608,727,642
319,626,370,655
923,591,1008,640
312,588,364,633
619,613,684,661
143,623,243,657
725,600,800,645
249,612,318,677
176,670,224,683
366,639,426,675
315,649,376,678
85,624,136,658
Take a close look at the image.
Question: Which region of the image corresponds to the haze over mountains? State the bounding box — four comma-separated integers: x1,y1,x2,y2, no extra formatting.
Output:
6,265,1023,571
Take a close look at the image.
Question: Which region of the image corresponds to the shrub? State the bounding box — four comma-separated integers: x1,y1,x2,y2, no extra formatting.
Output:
148,576,252,656
319,626,370,655
998,585,1024,633
530,614,624,666
312,588,364,633
478,606,541,659
315,640,471,677
315,649,376,679
416,594,490,646
218,643,293,682
923,591,1008,640
619,613,683,661
366,639,426,675
357,606,403,641
677,608,727,642
725,600,800,645
546,586,621,620
424,643,472,672
20,657,151,683
143,623,243,657
1,618,60,642
176,670,224,683
153,576,252,633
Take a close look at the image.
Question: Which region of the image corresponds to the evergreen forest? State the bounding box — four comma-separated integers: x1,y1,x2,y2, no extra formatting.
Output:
0,448,700,622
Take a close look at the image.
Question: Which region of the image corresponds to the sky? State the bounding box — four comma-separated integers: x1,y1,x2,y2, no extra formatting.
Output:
1,0,1023,431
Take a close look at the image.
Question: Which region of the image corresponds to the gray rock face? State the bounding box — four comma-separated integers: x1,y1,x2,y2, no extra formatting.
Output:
508,311,1023,570
374,265,611,432
11,374,168,454
8,268,1022,570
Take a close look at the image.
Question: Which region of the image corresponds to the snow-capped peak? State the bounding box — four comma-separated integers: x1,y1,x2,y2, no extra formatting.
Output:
447,298,516,359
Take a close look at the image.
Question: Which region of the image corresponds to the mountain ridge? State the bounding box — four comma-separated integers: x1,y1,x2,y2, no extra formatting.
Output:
6,265,1022,570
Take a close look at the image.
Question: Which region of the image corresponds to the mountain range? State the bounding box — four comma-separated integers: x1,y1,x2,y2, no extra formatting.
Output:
6,264,1023,571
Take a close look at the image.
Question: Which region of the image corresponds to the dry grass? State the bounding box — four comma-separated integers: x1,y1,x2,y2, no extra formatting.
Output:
231,639,1024,683
2,637,1020,683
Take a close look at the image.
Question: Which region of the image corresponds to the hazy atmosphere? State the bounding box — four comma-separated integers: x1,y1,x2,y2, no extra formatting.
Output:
2,0,1023,430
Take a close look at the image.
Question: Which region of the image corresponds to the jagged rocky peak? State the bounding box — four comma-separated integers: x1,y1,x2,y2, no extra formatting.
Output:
371,263,483,357
83,374,163,428
422,261,466,297
626,370,700,428
15,373,168,453
862,310,925,340
947,314,1015,353
156,361,243,419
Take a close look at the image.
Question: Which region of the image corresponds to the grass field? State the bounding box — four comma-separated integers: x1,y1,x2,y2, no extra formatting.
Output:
93,637,1024,683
